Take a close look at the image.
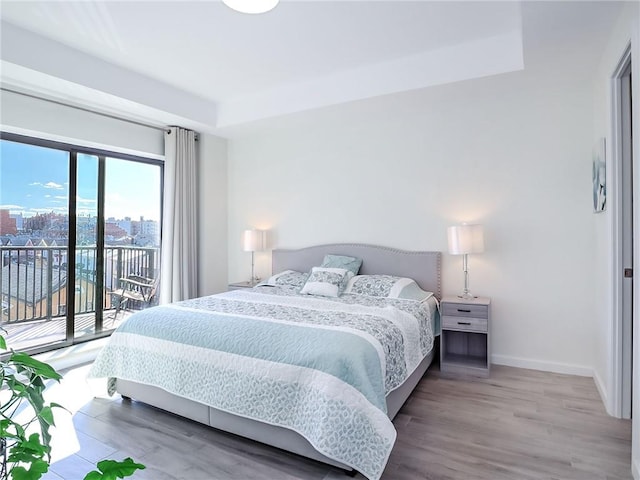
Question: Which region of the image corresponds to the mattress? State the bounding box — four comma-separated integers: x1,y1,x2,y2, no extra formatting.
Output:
89,285,437,480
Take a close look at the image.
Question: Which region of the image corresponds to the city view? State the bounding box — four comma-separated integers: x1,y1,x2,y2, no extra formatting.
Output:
0,138,162,352
0,210,160,248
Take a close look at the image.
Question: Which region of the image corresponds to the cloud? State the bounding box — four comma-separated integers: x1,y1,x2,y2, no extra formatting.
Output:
26,207,67,214
29,181,64,190
0,204,24,212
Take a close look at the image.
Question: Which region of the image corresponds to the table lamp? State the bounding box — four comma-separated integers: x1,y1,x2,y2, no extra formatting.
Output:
447,224,484,299
243,229,266,284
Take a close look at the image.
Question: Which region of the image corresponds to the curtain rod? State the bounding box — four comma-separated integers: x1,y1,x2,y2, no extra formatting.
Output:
1,86,177,134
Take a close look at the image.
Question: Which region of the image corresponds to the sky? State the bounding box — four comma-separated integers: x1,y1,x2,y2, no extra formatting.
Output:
0,139,161,222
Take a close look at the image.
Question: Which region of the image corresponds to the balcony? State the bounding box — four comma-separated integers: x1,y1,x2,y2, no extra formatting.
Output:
1,245,159,352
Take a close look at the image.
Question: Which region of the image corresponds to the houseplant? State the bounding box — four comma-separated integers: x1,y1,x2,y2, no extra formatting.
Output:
0,333,145,480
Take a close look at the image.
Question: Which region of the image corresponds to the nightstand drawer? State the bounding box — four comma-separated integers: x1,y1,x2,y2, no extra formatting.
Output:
441,302,488,319
442,315,488,333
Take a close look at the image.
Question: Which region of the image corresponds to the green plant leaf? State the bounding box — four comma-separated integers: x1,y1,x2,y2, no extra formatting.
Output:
9,466,30,480
7,433,48,464
2,419,26,440
38,406,55,427
49,402,66,411
0,417,16,434
83,458,146,479
83,473,103,480
9,353,62,381
5,375,28,396
0,335,7,350
10,458,48,480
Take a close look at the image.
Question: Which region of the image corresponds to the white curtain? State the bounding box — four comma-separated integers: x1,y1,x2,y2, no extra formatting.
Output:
160,127,198,303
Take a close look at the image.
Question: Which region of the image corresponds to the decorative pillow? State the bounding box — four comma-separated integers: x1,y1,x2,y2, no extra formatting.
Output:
299,267,351,297
344,275,433,302
320,254,363,276
258,270,309,289
394,280,433,302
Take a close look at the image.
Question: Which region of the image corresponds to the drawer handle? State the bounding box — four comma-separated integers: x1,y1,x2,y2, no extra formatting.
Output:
457,321,472,326
457,309,472,313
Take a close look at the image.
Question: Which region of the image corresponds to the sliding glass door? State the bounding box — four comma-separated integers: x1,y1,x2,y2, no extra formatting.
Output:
0,140,70,350
0,133,163,354
102,157,161,331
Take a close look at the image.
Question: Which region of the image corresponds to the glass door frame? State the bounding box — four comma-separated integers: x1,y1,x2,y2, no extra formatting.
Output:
0,131,164,356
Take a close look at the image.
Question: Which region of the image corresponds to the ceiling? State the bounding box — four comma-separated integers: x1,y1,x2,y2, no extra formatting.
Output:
0,1,625,135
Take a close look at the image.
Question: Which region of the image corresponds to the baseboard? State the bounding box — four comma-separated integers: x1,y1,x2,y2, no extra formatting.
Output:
593,369,616,417
491,354,593,377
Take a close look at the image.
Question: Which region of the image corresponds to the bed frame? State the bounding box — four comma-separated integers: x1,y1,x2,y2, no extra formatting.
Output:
116,244,441,472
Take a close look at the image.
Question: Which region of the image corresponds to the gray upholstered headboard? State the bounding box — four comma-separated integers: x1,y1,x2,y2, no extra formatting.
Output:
272,244,441,298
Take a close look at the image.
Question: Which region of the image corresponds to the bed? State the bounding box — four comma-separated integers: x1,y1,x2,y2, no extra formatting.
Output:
89,244,441,480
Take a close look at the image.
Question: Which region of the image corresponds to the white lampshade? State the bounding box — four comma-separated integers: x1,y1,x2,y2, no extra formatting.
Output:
223,0,279,14
243,229,266,252
447,224,484,255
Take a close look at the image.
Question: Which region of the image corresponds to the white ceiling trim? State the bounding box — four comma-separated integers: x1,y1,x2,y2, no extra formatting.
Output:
0,8,524,133
1,62,216,134
218,29,524,127
1,22,218,130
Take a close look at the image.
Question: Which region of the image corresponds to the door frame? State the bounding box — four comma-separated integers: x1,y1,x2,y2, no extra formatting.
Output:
611,43,633,419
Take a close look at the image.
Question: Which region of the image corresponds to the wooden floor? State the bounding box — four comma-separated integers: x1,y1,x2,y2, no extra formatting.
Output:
38,364,631,480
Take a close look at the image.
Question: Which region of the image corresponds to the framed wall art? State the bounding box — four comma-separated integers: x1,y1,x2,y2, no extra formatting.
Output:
593,138,606,213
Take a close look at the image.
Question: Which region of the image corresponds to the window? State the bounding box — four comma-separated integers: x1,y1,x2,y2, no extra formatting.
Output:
0,133,163,354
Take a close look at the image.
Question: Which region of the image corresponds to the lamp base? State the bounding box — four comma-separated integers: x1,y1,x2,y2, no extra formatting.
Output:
458,292,477,300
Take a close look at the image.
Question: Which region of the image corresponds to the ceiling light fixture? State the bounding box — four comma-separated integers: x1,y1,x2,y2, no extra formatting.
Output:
222,0,279,14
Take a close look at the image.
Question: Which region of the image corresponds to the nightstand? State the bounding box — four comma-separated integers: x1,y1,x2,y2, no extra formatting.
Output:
227,281,259,291
440,296,491,377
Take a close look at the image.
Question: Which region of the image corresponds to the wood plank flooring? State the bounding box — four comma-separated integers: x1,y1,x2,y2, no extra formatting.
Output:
37,364,631,480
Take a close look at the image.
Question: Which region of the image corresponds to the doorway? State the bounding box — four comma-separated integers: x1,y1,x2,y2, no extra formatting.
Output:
614,46,633,419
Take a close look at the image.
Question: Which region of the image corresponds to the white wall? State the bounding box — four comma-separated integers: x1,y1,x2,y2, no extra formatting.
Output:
0,89,164,158
198,132,229,296
227,41,597,375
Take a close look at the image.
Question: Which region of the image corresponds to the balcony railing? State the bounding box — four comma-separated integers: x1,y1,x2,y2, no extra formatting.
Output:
1,245,159,324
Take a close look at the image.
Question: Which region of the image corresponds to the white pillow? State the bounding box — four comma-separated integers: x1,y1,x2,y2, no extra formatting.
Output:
299,267,351,297
344,274,433,302
258,270,309,289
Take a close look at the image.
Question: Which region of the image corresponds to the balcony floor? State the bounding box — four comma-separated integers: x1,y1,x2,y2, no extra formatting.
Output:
2,309,134,352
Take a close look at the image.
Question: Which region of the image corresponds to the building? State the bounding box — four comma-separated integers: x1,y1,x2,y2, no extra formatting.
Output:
0,262,96,322
116,217,132,235
10,213,23,232
0,263,67,321
0,209,17,236
104,222,127,240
